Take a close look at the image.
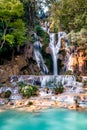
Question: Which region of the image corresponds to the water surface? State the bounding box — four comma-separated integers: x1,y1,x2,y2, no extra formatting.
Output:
0,109,87,130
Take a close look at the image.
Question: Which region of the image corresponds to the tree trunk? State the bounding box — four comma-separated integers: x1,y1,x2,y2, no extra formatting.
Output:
17,45,20,53
11,48,15,65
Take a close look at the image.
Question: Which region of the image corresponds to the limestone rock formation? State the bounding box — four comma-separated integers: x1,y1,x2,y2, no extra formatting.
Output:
0,55,28,83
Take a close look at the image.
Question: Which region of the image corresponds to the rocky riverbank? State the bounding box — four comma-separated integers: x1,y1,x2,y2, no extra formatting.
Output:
0,92,87,113
0,75,87,113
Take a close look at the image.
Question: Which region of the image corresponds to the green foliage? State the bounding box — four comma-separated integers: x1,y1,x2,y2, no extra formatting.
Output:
49,0,87,31
21,0,36,27
35,25,49,47
46,77,64,94
53,82,64,94
18,81,26,88
20,84,38,98
5,90,11,98
0,0,26,50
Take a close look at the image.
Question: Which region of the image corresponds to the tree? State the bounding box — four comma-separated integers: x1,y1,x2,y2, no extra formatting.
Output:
60,0,87,31
0,0,26,59
49,1,61,32
21,0,36,27
48,0,87,32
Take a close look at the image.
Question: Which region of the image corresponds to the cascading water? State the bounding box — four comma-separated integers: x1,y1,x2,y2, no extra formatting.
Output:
34,33,48,74
49,33,58,75
49,32,67,75
30,30,79,88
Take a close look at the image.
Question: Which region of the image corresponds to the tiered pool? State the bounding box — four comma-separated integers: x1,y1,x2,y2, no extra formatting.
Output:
0,109,87,130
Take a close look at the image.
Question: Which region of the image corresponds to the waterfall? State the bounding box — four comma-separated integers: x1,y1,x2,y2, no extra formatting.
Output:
34,33,48,74
49,33,58,75
40,75,76,88
49,32,67,75
38,24,67,75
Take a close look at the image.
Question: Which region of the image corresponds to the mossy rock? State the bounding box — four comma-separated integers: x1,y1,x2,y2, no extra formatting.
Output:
5,90,12,98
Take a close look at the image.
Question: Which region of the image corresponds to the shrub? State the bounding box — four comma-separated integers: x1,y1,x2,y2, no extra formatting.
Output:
35,25,49,47
53,82,64,94
21,85,38,98
18,81,26,91
28,101,33,106
5,90,11,98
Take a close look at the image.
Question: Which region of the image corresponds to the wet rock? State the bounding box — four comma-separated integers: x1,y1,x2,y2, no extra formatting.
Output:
10,75,18,82
38,36,43,42
0,98,8,105
10,94,22,100
0,92,5,98
58,54,64,60
46,47,51,54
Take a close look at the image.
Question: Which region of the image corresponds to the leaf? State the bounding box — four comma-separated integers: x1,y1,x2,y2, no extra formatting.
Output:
5,34,14,45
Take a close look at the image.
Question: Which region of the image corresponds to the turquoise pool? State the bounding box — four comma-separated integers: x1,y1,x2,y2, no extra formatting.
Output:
0,109,87,130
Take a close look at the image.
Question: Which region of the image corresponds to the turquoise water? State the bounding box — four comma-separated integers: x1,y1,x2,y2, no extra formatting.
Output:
0,109,87,130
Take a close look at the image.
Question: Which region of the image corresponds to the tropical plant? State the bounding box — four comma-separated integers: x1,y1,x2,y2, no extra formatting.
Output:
53,82,64,94
21,84,38,98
